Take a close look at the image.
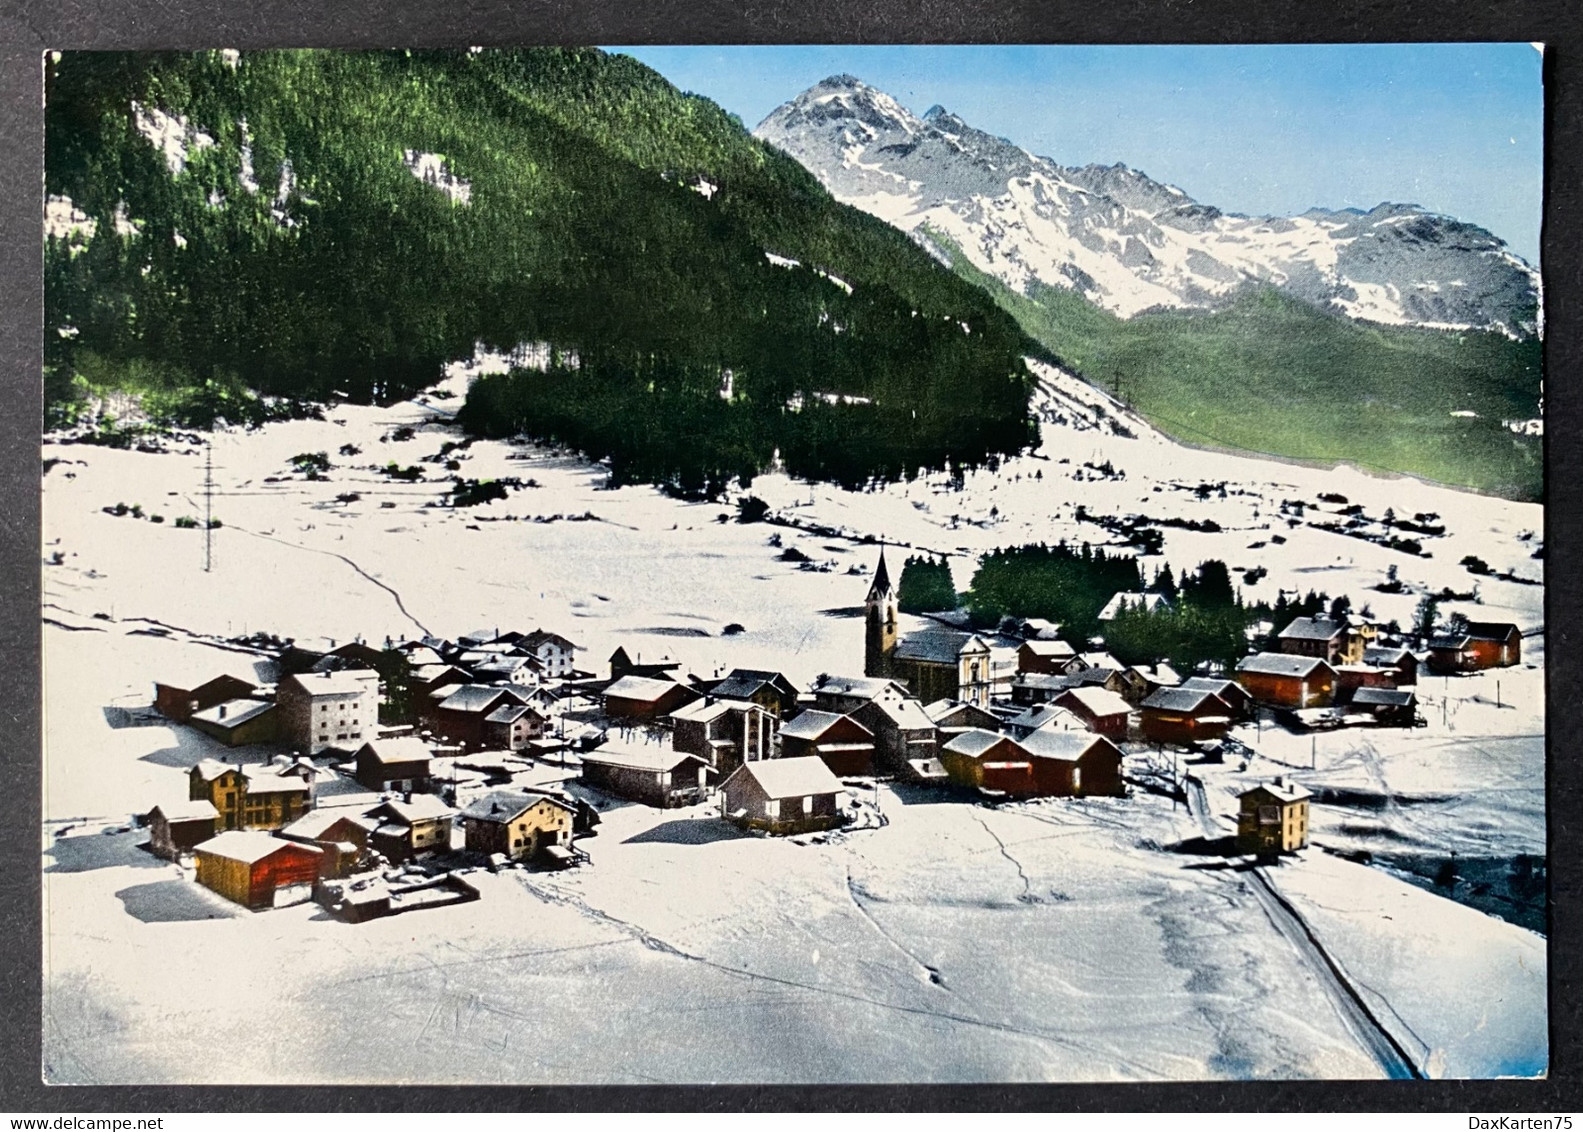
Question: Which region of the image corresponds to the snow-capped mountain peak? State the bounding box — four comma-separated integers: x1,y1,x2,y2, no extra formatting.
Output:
755,79,1539,335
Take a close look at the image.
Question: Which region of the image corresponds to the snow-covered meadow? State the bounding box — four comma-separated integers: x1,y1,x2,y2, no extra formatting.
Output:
41,358,1546,1083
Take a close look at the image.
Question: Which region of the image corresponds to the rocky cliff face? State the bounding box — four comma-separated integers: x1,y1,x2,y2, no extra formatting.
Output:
755,75,1539,336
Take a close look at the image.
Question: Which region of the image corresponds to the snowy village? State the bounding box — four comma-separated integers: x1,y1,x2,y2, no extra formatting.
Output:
40,46,1545,1087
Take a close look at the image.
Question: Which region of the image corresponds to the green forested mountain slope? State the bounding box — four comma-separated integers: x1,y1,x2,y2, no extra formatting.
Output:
936,232,1542,500
45,49,1037,491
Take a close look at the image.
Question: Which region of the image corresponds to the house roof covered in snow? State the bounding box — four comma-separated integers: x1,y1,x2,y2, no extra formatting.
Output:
194,830,322,864
357,737,433,766
1020,727,1111,762
1362,646,1413,667
1019,639,1076,658
279,809,376,840
461,790,573,823
438,684,523,713
1142,687,1230,713
780,709,867,742
1056,686,1132,718
1351,687,1417,707
894,628,989,664
1279,616,1345,642
580,741,704,772
1242,781,1311,804
604,675,687,702
1236,653,1333,678
727,756,843,799
812,675,906,701
941,729,1021,759
373,795,455,824
190,699,275,728
283,669,377,696
149,799,219,823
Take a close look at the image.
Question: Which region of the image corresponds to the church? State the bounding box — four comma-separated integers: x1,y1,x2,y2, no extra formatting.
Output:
864,549,994,708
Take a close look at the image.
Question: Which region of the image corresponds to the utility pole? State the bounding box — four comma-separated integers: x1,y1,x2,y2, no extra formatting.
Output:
203,439,215,573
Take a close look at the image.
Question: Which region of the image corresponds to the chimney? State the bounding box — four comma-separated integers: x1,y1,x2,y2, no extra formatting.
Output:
218,704,227,719
1273,775,1283,788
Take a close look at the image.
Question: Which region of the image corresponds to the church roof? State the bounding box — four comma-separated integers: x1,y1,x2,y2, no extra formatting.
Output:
865,548,894,602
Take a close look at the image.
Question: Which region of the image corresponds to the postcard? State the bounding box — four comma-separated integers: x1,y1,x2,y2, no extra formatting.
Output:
40,44,1544,1084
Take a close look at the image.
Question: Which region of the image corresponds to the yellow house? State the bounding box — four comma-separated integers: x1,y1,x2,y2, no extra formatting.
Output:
1235,780,1311,855
188,759,311,831
460,790,576,862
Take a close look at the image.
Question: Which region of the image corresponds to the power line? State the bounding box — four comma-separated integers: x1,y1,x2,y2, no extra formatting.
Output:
203,439,215,572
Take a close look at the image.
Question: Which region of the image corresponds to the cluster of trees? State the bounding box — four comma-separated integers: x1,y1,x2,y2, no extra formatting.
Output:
964,542,1147,639
896,553,956,614
45,48,1039,492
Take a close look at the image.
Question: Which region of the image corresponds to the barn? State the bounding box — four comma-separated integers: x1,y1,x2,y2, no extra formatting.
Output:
719,757,846,835
1235,653,1336,708
193,831,323,909
580,742,710,807
1141,687,1236,746
146,800,218,861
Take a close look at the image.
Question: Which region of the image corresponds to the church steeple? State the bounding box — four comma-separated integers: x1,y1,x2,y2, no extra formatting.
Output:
866,547,895,603
865,546,899,678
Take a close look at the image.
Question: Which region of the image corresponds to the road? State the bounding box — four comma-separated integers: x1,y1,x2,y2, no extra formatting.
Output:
1245,868,1426,1080
1181,770,1424,1079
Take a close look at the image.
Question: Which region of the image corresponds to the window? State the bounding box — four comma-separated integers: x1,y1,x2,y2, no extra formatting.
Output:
1072,768,1082,792
1258,804,1280,826
802,796,813,815
764,799,780,819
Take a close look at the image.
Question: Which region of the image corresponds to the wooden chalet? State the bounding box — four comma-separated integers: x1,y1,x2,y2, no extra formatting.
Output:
1466,622,1523,669
1005,703,1084,740
426,684,530,746
1016,639,1079,675
1019,728,1126,797
1009,672,1074,706
277,809,376,877
154,673,258,722
1053,686,1132,738
1235,653,1336,708
482,701,549,750
1362,645,1418,686
194,831,322,909
1428,623,1521,673
1178,676,1252,718
939,730,1036,796
353,737,433,793
850,694,939,776
923,699,1001,740
145,800,218,861
778,710,877,776
706,669,801,719
580,741,710,807
608,646,682,682
603,675,701,724
367,795,456,862
1350,686,1420,727
1235,781,1311,855
187,698,279,747
809,675,911,715
719,757,846,835
670,697,776,775
1334,664,1399,703
461,790,576,862
1140,687,1235,745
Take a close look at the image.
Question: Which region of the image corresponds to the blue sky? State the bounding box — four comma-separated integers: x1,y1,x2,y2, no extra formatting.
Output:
608,45,1544,264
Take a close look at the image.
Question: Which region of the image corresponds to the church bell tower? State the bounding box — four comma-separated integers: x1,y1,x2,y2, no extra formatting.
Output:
865,547,899,678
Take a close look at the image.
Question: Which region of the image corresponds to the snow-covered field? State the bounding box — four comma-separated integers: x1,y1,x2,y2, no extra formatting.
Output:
41,361,1546,1082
